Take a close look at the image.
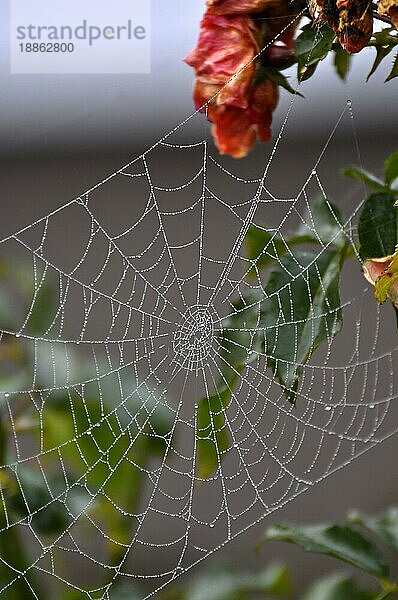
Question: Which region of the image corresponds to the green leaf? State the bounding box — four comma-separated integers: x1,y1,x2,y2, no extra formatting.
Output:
247,198,346,281
357,193,398,259
25,263,57,336
254,563,291,596
61,592,91,600
260,249,344,404
290,197,346,249
367,41,395,81
342,167,388,193
7,467,72,534
301,574,374,600
386,51,398,82
196,384,235,481
196,292,262,479
262,523,389,579
262,67,304,97
349,507,398,552
295,23,335,81
109,586,143,600
384,150,398,188
61,586,143,600
374,253,398,303
298,61,318,82
366,29,398,81
41,370,173,549
0,288,16,330
334,47,351,81
187,564,291,600
32,341,81,390
246,225,288,276
219,293,263,380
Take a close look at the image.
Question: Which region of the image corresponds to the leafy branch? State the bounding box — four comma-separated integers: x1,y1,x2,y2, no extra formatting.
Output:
289,23,398,86
144,505,398,600
260,505,398,599
196,149,398,480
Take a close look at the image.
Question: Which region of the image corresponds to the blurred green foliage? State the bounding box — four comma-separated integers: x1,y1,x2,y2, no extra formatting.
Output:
158,506,398,600
0,259,174,598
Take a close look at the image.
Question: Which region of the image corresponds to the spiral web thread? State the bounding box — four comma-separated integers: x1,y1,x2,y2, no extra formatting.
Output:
0,15,398,600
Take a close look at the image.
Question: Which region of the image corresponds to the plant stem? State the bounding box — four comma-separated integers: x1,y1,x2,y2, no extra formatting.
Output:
375,581,398,600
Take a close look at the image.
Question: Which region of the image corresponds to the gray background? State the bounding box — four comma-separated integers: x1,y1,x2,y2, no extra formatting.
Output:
1,0,398,596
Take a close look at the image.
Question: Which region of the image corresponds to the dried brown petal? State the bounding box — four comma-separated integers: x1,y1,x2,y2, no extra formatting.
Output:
336,0,373,53
308,0,339,29
309,0,373,53
378,0,398,28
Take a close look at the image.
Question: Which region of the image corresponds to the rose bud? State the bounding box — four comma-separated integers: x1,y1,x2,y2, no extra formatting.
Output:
363,254,398,308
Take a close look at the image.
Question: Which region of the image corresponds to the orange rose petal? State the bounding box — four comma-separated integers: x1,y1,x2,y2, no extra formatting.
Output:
185,7,286,157
184,13,260,111
211,106,255,157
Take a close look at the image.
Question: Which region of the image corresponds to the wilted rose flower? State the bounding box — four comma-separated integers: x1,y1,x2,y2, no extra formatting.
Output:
309,0,373,53
184,13,261,111
363,255,398,307
184,3,299,157
378,0,398,28
336,0,373,53
209,78,278,158
185,12,280,157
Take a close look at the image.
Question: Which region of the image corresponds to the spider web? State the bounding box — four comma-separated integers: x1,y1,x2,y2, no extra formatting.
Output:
1,19,398,600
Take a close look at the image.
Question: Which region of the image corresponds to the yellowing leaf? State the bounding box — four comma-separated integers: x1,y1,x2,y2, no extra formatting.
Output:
374,251,398,304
